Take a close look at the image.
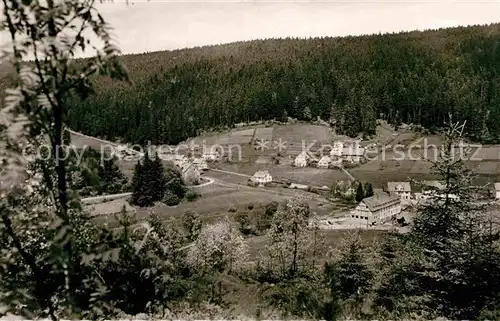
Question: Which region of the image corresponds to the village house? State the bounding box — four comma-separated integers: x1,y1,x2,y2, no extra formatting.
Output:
192,157,208,171
202,149,220,161
317,155,331,169
330,141,344,157
495,183,500,200
342,144,365,163
173,154,188,169
251,170,273,185
387,181,412,204
350,191,401,225
182,162,201,185
417,180,460,203
294,151,310,167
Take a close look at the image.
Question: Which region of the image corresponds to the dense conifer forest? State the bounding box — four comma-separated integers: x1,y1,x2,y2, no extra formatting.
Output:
3,24,500,145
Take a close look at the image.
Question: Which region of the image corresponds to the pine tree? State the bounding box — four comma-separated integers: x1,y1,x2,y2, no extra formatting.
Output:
325,231,373,314
355,182,364,203
364,182,374,198
151,154,166,202
98,157,128,194
405,119,500,319
165,166,186,199
131,156,154,207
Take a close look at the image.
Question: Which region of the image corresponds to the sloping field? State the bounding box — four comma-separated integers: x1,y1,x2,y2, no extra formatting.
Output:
70,131,115,151
188,130,253,148
475,146,500,160
92,182,338,229
270,167,352,186
253,127,274,142
274,124,332,147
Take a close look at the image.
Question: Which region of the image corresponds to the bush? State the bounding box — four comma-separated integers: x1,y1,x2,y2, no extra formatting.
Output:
182,210,202,241
228,206,237,213
185,190,198,202
248,203,254,210
163,190,181,206
235,211,254,235
261,277,330,319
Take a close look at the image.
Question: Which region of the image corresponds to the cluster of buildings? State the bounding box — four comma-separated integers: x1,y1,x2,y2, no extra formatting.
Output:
350,181,500,226
293,141,365,168
158,150,218,186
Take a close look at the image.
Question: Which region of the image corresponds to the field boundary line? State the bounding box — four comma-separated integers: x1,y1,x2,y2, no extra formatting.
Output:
209,168,251,178
81,192,132,204
66,128,120,147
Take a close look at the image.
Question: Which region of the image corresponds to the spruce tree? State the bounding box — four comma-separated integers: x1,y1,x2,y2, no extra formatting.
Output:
403,120,500,319
98,157,128,194
131,155,154,207
364,182,374,198
151,154,167,201
324,231,373,318
355,182,365,203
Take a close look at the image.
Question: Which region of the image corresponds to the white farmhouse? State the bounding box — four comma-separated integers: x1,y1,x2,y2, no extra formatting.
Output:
251,170,272,185
317,155,331,169
182,163,201,186
192,157,208,171
495,183,500,200
387,182,412,204
342,144,365,163
294,151,310,167
330,141,344,157
202,149,220,161
350,192,401,225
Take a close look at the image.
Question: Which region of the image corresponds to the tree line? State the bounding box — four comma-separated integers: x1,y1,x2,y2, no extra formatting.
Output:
55,23,500,144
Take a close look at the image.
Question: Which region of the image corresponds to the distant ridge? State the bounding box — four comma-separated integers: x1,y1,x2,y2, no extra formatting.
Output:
2,23,500,145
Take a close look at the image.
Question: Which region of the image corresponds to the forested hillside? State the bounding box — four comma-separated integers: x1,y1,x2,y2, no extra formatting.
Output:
5,23,500,145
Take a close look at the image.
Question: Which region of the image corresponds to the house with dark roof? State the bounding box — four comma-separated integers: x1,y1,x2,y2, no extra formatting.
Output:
387,181,412,203
350,191,401,225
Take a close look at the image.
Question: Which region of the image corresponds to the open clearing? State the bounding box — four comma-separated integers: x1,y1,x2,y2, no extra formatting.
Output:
92,179,339,228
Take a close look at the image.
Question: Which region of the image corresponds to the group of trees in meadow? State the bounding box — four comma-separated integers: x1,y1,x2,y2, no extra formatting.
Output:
355,182,374,202
130,152,197,207
66,148,130,197
50,24,500,145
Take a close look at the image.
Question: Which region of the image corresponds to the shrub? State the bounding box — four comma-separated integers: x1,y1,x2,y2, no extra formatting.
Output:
248,203,254,210
185,190,198,202
182,210,202,241
228,206,237,213
163,190,180,206
235,211,255,235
